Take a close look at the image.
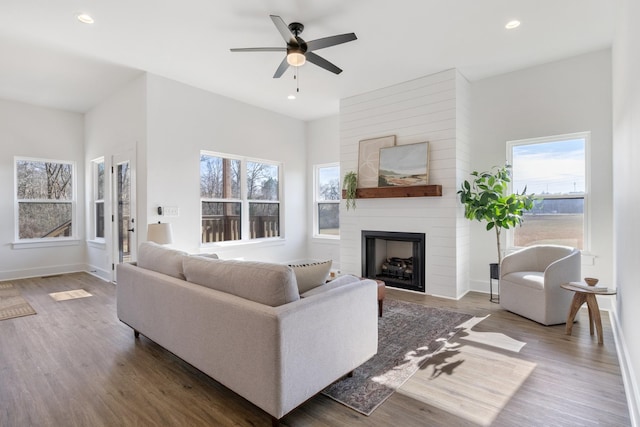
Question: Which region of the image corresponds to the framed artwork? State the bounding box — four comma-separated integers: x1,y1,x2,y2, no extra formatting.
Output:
357,135,396,188
378,142,429,187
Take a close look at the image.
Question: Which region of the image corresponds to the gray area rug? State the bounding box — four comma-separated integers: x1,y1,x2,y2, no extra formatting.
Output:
322,299,473,415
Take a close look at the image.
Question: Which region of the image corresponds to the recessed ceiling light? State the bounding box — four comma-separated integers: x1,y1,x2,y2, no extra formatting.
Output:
287,95,296,100
505,20,520,29
76,13,95,24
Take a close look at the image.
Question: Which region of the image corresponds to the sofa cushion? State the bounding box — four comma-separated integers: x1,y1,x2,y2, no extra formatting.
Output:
183,256,300,307
288,260,332,294
137,241,189,279
502,271,545,290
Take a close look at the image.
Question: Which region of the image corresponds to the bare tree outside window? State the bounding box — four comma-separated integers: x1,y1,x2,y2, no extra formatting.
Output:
16,159,74,239
247,161,280,238
246,161,279,201
200,155,240,199
94,160,105,239
200,153,281,243
200,154,242,243
315,164,340,236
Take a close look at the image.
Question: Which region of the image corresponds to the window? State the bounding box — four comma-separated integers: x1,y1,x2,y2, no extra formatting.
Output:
15,157,75,240
314,163,340,237
507,132,588,250
200,152,281,243
92,158,105,240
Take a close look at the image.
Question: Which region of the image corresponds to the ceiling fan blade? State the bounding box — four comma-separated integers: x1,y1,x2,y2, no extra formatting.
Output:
305,52,342,74
270,15,296,45
230,47,286,52
306,33,357,51
273,56,290,78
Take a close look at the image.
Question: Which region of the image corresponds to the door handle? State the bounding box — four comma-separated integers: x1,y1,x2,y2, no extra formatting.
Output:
127,228,135,232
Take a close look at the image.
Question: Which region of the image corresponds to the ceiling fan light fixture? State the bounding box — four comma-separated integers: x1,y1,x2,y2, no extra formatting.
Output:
287,51,306,67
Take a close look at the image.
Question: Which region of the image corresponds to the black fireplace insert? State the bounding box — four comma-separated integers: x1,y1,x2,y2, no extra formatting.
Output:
361,230,425,292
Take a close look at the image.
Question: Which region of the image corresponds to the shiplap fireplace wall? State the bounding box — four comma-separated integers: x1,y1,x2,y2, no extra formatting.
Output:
339,69,471,299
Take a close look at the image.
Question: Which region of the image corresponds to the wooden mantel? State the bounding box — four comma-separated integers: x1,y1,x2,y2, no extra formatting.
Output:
341,185,442,199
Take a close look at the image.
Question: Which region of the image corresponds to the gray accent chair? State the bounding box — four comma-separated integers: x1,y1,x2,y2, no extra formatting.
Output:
500,245,581,325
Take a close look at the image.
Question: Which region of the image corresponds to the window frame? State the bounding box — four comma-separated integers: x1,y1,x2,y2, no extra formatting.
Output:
506,131,591,252
313,162,340,239
14,156,77,244
90,157,106,242
200,151,283,246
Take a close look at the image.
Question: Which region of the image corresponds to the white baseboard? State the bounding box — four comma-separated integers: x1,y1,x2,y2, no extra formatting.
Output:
0,264,86,282
86,265,112,282
470,278,494,295
610,307,640,426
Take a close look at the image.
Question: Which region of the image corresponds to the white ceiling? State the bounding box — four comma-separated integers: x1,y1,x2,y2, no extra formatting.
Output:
0,0,620,121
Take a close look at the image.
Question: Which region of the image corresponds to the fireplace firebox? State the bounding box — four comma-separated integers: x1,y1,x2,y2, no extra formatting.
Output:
361,230,425,293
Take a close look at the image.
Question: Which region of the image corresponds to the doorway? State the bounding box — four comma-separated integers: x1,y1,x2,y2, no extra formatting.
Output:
112,151,136,280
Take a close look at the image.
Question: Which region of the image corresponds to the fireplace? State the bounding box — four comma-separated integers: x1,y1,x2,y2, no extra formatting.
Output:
361,230,425,292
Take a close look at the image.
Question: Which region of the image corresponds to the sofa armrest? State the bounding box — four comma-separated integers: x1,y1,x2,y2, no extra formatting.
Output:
544,249,581,290
274,278,378,417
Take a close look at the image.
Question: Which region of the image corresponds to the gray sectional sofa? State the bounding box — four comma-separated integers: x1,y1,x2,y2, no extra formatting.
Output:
116,242,378,423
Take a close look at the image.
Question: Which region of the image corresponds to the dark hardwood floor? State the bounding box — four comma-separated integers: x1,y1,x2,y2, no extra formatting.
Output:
0,273,631,426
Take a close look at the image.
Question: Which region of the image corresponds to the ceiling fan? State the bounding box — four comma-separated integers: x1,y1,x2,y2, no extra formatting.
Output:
230,15,357,78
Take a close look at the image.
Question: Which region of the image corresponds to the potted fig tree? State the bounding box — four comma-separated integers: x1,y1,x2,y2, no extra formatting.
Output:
458,164,535,300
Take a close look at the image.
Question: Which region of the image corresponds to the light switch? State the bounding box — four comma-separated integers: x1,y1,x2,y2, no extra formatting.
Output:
164,206,180,217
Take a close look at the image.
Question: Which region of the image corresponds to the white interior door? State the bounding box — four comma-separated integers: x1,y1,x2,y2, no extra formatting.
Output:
112,151,136,280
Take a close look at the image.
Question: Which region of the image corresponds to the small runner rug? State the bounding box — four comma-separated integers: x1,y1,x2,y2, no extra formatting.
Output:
0,283,37,321
322,299,473,415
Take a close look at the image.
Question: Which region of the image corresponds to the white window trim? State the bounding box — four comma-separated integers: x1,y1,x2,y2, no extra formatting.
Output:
200,151,283,246
313,162,340,240
90,157,106,243
14,156,77,246
506,131,591,253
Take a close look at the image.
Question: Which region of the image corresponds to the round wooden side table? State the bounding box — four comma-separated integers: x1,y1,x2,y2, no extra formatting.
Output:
561,282,616,345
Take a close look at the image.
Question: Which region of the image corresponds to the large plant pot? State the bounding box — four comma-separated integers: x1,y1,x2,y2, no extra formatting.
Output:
490,263,500,280
489,263,500,303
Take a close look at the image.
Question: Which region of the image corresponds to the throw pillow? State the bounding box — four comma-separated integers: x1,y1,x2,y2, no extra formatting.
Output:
183,256,300,307
137,241,189,279
191,253,219,259
288,260,332,294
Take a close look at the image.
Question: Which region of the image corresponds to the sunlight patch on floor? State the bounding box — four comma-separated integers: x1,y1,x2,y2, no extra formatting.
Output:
398,340,536,426
48,289,92,301
457,315,527,353
395,315,535,426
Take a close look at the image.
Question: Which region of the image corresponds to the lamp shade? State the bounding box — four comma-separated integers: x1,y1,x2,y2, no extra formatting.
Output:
147,222,173,245
286,50,306,66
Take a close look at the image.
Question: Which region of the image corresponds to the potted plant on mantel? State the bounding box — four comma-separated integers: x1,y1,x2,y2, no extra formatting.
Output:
343,171,358,211
458,164,535,295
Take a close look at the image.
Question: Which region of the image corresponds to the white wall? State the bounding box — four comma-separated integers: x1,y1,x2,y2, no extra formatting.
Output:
306,115,341,267
145,74,307,262
0,98,85,280
469,49,613,295
84,74,147,280
339,69,469,299
612,0,640,422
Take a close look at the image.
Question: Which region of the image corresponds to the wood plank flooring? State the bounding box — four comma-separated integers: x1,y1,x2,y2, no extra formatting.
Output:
0,273,631,426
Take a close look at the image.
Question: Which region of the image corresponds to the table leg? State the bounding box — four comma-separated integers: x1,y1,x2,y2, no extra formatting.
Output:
585,294,604,345
565,292,587,336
